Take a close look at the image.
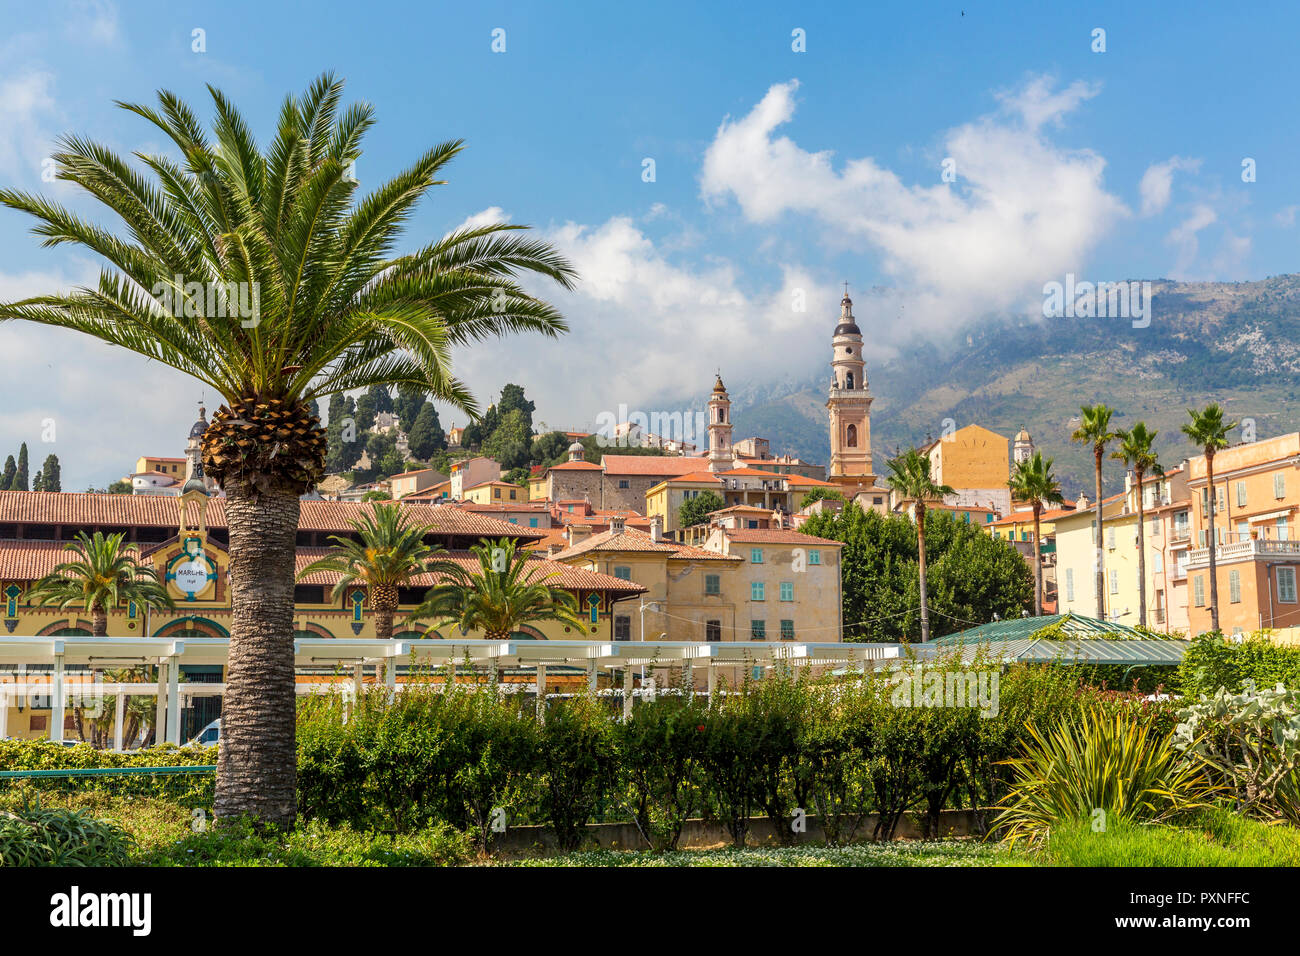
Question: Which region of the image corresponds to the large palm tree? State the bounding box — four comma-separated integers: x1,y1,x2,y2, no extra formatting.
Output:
410,538,588,641
1007,452,1065,617
884,448,955,642
25,531,173,636
1071,404,1118,620
298,502,452,642
1183,404,1237,633
0,76,576,825
1111,422,1163,629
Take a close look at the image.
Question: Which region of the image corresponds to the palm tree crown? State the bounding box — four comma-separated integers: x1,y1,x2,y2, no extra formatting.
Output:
1183,404,1238,633
884,447,955,507
411,537,588,641
298,502,443,604
1112,422,1163,483
1008,451,1064,617
25,531,173,635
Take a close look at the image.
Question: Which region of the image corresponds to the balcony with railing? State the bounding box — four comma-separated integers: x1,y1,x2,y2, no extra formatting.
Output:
1185,537,1300,569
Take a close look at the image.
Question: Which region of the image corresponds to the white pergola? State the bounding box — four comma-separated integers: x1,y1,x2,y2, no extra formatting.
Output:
0,636,902,746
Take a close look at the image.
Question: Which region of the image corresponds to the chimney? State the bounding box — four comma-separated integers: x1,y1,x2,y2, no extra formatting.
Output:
610,515,626,534
547,542,564,558
569,523,593,545
649,514,663,542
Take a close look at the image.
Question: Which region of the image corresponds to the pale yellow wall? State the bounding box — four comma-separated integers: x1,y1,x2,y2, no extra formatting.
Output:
927,425,1009,492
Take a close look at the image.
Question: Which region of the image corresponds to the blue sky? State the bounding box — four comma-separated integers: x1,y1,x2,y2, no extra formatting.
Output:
2,0,1298,488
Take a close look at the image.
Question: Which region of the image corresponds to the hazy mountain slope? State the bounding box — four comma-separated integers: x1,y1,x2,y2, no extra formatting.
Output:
727,275,1300,499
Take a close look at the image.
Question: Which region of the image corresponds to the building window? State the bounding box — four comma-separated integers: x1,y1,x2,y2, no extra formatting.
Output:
613,566,632,580
1276,473,1287,500
1235,481,1246,507
1193,575,1205,607
1107,527,1115,549
529,518,539,528
619,479,630,490
509,489,517,500
750,620,766,640
705,574,720,596
1278,567,1298,604
1280,517,1290,541
1109,569,1118,595
614,616,631,641
705,619,721,641
750,548,764,564
808,550,821,566
751,582,765,601
846,424,857,448
780,619,795,640
1151,516,1160,535
1065,568,1074,603
1229,570,1242,604
780,581,794,601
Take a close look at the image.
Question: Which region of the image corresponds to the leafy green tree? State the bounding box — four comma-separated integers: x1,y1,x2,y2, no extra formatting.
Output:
483,407,531,470
394,384,426,433
678,490,724,530
1183,404,1237,632
13,442,28,492
801,503,1030,642
39,454,61,492
498,383,535,432
799,487,844,510
1111,423,1162,627
504,466,531,486
407,402,446,460
531,430,571,465
884,448,955,642
354,390,378,433
1071,404,1118,619
0,74,576,825
25,531,174,635
32,470,43,492
1008,451,1065,616
325,395,362,474
1,455,14,490
107,479,132,494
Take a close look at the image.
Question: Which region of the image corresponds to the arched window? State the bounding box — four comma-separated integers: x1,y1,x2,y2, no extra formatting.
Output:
846,372,854,390
846,424,858,448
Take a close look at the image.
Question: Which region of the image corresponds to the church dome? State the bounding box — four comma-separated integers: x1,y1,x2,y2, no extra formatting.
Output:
181,476,209,496
1015,427,1032,443
567,440,585,454
834,292,860,336
189,404,209,439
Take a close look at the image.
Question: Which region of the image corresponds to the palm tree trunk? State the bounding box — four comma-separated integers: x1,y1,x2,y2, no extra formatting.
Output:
1032,504,1043,616
214,483,301,828
1206,451,1220,632
1135,467,1148,628
916,505,931,643
1094,448,1105,620
91,602,108,637
373,604,395,683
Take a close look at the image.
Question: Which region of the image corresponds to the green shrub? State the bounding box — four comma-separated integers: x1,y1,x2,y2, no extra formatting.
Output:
995,707,1215,848
0,740,217,803
538,695,617,851
1174,684,1300,822
1047,807,1300,867
615,693,708,851
1177,631,1300,697
0,797,131,866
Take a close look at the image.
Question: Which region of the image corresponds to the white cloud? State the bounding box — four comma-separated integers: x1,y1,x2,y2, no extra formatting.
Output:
1276,205,1299,228
699,77,1128,335
1165,204,1218,278
1138,156,1201,216
67,1,120,45
452,206,512,233
447,215,833,430
0,71,56,179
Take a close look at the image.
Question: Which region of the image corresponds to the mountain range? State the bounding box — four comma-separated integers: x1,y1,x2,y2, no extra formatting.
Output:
718,274,1300,499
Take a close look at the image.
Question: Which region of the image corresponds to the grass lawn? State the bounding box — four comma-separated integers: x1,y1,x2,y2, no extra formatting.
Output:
499,841,1031,867
1044,809,1300,867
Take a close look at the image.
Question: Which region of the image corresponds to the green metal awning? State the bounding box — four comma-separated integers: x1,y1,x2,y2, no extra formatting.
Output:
924,613,1187,666
930,612,1147,645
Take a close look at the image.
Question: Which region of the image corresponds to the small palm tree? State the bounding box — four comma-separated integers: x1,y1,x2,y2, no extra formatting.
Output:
25,532,173,636
410,537,588,641
1183,404,1237,632
0,76,576,824
1071,404,1119,619
1008,452,1065,616
298,502,450,642
885,448,955,642
1112,423,1163,628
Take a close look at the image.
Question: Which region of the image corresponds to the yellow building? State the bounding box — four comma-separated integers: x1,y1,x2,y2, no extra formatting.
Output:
923,424,1011,516
1054,492,1141,625
134,456,187,479
461,480,527,505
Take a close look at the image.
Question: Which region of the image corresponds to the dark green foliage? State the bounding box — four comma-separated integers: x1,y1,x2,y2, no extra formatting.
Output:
407,403,446,460
0,796,131,866
1177,631,1300,697
678,490,725,530
801,503,1032,642
615,692,708,850
537,696,617,851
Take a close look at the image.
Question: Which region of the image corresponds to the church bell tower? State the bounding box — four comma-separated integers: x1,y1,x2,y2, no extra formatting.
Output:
826,287,875,487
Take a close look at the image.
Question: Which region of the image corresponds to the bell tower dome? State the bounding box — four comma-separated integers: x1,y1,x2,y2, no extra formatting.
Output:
707,373,735,473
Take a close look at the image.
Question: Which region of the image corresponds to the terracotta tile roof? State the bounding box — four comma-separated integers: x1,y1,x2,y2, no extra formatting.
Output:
664,471,724,484
716,467,788,479
599,455,709,476
548,460,603,471
552,526,739,562
721,528,843,546
0,491,543,540
294,548,645,593
784,475,836,487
